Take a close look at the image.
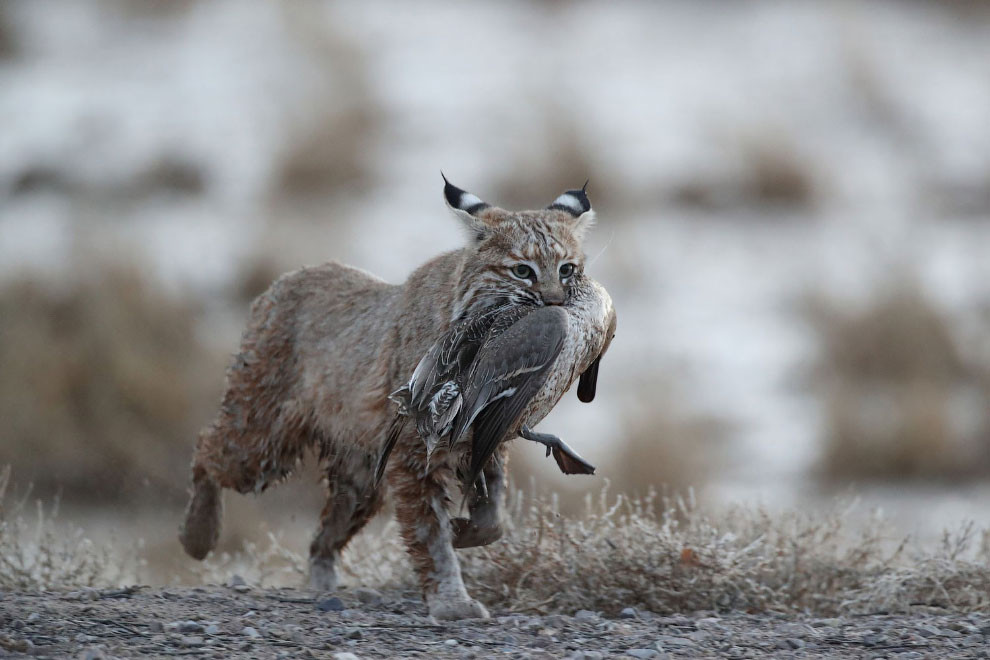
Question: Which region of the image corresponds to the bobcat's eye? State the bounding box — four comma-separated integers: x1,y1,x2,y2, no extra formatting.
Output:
559,263,576,279
510,264,534,280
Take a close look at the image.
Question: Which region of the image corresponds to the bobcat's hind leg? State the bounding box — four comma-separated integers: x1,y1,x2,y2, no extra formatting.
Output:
452,445,508,549
179,410,310,560
391,455,489,620
308,454,385,591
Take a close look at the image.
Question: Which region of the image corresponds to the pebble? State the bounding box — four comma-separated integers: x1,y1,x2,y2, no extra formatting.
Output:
318,596,346,612
569,653,603,660
656,634,694,648
574,610,599,621
626,649,659,659
180,636,204,648
332,653,360,660
346,627,363,640
78,650,107,660
619,607,638,619
204,624,220,635
26,612,40,623
148,621,164,633
242,626,261,638
227,574,247,587
444,639,459,646
355,587,383,606
175,620,205,633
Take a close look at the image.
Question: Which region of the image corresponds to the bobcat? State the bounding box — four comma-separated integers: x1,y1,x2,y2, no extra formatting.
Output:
179,178,616,620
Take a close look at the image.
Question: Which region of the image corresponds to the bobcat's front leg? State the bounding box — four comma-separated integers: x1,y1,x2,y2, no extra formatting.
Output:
452,445,507,548
390,457,489,620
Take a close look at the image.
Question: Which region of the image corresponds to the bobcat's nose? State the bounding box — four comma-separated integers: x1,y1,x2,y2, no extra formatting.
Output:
540,287,566,306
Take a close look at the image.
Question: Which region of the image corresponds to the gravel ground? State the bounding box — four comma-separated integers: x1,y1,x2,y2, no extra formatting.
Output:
2,585,990,659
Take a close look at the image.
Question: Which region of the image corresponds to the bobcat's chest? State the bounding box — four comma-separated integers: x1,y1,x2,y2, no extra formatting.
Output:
521,284,612,427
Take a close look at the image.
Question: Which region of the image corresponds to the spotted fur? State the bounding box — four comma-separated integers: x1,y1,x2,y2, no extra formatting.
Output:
179,179,616,621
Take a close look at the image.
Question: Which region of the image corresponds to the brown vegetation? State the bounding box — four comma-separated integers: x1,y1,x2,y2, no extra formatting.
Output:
670,131,818,212
804,282,990,482
0,266,222,502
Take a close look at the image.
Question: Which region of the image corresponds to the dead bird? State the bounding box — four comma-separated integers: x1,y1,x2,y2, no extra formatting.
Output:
379,297,613,494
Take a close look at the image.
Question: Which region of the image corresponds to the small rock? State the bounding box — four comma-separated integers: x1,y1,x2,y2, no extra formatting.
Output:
346,627,363,640
176,621,205,633
626,649,659,659
916,624,940,638
938,628,963,638
317,597,346,612
74,633,95,643
619,607,638,619
812,618,843,628
204,624,220,635
860,633,884,646
354,587,383,606
26,612,40,623
78,650,107,660
180,636,204,648
332,653,360,660
898,653,924,660
574,610,598,621
148,621,164,633
233,584,251,593
656,635,694,648
242,626,261,638
228,574,247,587
569,653,603,660
444,639,459,646
786,638,805,649
695,617,722,630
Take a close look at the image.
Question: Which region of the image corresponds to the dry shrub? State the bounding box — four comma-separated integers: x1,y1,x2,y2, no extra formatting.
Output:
508,385,725,515
0,467,136,590
804,283,990,481
0,3,18,59
269,4,381,204
670,132,817,212
491,104,618,213
205,487,990,616
0,266,222,502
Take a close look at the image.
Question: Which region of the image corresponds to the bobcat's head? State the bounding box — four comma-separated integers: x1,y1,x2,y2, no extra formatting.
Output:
443,175,596,321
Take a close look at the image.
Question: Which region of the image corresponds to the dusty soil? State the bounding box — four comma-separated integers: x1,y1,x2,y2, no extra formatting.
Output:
1,585,988,659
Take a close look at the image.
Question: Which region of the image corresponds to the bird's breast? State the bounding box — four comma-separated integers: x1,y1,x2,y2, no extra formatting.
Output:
521,289,612,428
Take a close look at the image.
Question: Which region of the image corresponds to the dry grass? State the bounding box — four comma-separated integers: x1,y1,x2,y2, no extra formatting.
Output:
269,4,381,204
670,131,818,212
6,467,990,616
191,485,990,616
508,384,726,515
490,103,619,214
804,282,990,482
0,467,136,590
0,266,222,502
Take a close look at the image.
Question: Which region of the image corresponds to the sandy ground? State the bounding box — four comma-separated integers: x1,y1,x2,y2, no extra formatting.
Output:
1,585,988,659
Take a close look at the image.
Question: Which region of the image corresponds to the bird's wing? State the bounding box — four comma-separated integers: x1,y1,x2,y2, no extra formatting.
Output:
449,306,568,486
406,303,509,411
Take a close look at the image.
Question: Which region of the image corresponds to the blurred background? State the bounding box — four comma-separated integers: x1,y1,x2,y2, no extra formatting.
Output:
2,0,990,584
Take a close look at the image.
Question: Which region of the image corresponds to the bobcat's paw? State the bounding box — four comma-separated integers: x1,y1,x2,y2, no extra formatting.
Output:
451,517,503,549
428,596,490,621
308,557,338,592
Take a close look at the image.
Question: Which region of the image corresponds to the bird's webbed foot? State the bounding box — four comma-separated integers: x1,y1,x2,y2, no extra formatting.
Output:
519,424,596,475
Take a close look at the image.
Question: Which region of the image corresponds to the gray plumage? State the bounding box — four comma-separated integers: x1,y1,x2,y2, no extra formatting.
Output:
380,304,582,488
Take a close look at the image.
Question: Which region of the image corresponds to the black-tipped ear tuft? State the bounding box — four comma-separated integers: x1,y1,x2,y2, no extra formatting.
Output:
442,173,490,216
547,184,592,217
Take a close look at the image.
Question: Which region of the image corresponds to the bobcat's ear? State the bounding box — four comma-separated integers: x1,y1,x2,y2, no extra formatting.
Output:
548,181,595,241
442,173,491,244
